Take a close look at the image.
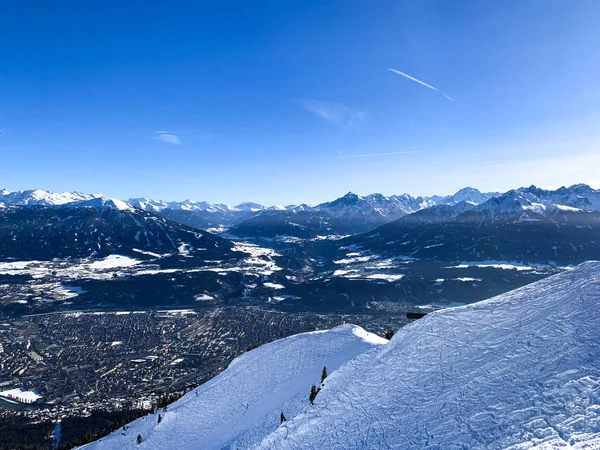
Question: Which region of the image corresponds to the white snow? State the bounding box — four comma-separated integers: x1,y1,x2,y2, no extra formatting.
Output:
332,269,405,282
365,274,404,281
333,255,375,265
453,277,483,282
447,260,535,271
131,249,166,258
263,282,285,289
257,261,600,449
78,325,386,450
0,189,96,206
88,255,142,269
177,243,193,256
0,388,42,404
230,242,283,275
332,269,358,277
556,204,583,212
271,295,297,302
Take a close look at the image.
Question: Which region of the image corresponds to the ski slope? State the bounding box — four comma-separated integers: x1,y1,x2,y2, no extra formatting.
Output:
257,262,600,449
78,325,386,450
82,262,600,450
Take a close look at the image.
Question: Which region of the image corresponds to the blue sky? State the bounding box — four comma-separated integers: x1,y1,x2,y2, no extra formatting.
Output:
1,1,600,205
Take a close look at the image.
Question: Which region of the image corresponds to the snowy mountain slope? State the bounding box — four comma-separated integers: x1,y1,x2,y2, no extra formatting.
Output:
344,184,600,266
469,184,600,222
127,198,236,214
4,185,599,240
126,184,600,238
440,186,500,205
521,184,600,212
126,198,267,230
78,325,387,450
128,188,499,237
0,205,238,261
0,188,126,208
257,261,600,449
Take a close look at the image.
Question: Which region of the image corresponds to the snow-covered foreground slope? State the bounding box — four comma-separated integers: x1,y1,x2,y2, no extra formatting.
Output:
81,262,600,450
79,325,386,450
258,262,600,449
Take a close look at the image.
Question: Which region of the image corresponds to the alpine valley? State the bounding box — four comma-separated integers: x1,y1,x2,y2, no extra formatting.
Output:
1,184,600,449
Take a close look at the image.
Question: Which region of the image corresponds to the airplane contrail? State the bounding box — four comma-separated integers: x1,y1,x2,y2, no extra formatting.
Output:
388,68,455,102
0,128,12,141
335,150,420,159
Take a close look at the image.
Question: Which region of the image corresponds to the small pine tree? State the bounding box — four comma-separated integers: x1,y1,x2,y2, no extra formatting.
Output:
280,411,286,423
309,384,319,405
157,414,162,424
163,404,168,412
137,434,143,444
385,329,395,340
321,366,328,384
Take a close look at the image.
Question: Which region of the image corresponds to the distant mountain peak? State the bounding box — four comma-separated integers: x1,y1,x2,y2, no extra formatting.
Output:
234,201,265,212
342,191,359,200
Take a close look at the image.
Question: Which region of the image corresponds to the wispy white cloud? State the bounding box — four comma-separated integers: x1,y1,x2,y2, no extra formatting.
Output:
153,131,181,145
0,128,12,141
388,68,455,102
334,150,420,159
301,100,366,126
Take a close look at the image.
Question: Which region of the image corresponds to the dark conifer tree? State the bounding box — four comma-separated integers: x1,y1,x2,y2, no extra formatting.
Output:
385,329,395,340
280,411,286,423
137,434,143,444
309,384,318,405
321,366,328,384
158,414,162,424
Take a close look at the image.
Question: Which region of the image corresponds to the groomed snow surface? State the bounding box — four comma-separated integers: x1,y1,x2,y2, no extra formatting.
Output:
259,262,600,449
82,262,600,450
79,325,386,450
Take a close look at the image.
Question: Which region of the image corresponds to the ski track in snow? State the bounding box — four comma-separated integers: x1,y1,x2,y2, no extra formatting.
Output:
257,262,600,450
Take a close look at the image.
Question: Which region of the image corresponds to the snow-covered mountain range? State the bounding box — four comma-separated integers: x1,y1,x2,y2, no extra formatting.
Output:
2,184,599,240
0,186,496,212
0,189,132,211
0,187,498,236
126,188,501,234
3,185,598,217
2,184,600,268
79,261,600,449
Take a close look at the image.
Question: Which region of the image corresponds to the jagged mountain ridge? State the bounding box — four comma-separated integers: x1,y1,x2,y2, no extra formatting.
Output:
2,185,599,241
0,187,499,236
230,185,600,239
227,189,501,238
128,188,501,234
339,187,600,266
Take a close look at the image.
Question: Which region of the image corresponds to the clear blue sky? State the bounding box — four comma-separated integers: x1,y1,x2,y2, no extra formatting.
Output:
2,1,600,205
